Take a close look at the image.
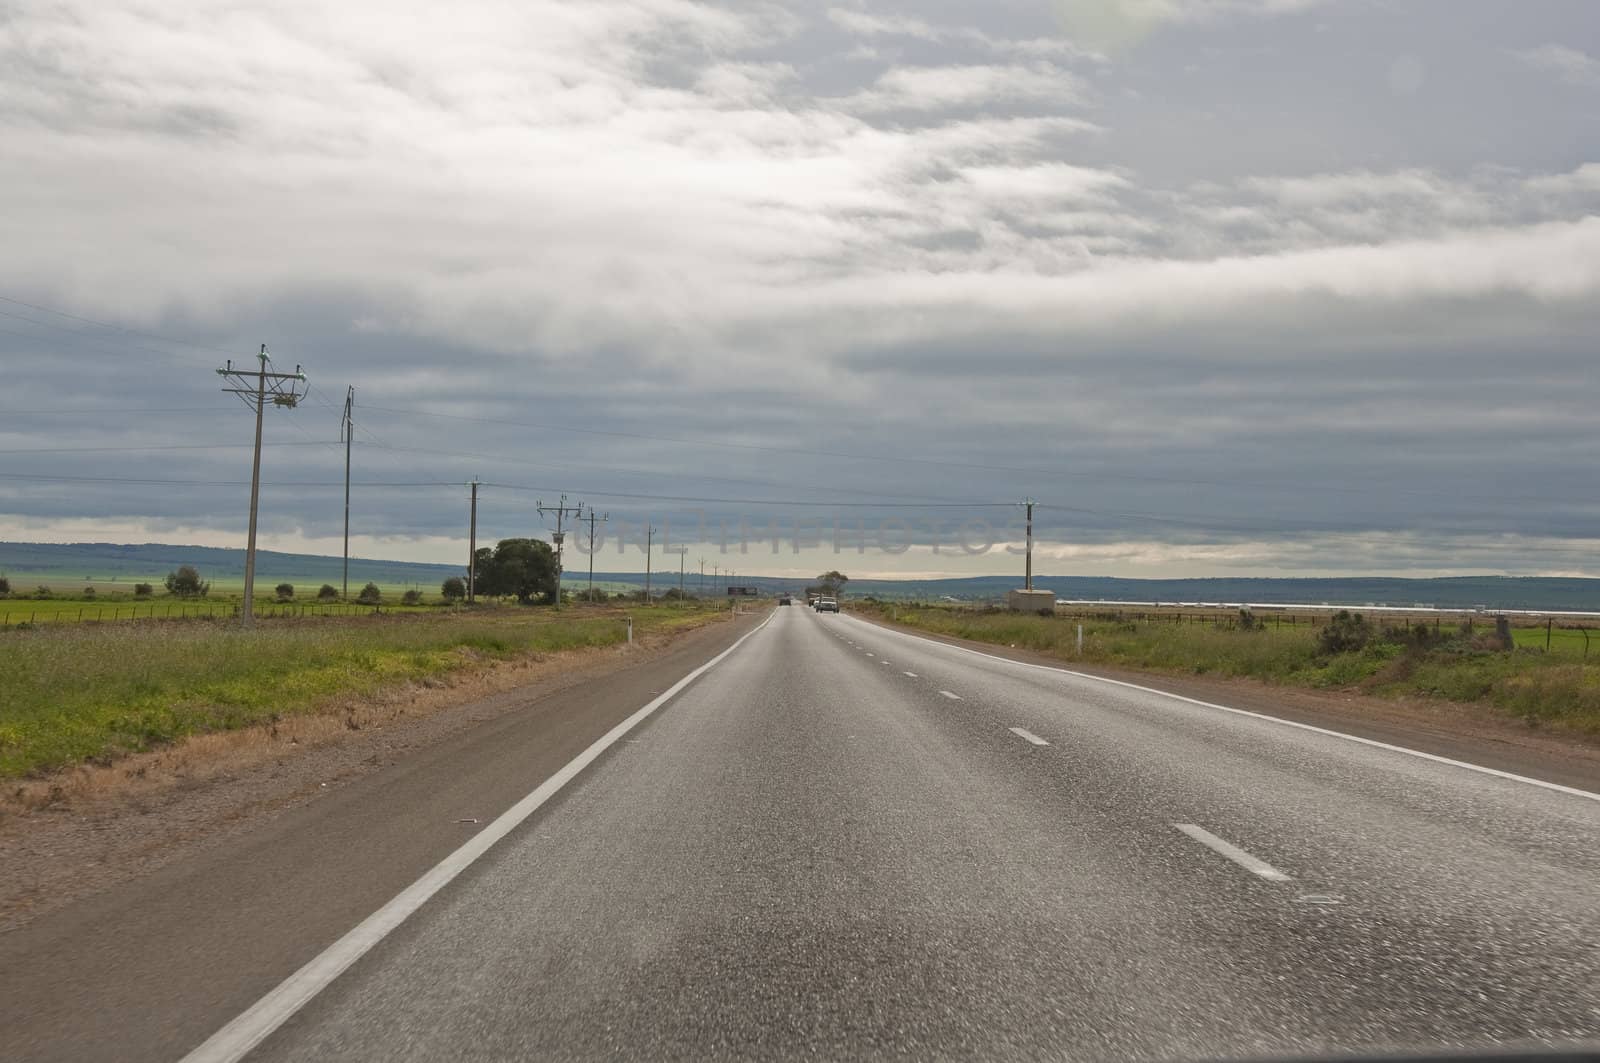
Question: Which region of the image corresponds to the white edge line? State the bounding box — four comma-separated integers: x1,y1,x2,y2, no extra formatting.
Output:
844,615,1599,803
1008,726,1050,746
180,609,778,1063
1176,823,1292,882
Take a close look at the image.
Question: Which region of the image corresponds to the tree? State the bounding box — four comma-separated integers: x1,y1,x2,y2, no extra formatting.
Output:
475,538,558,604
275,583,295,602
809,570,849,598
357,582,382,604
133,582,153,597
441,576,467,601
0,574,10,597
165,565,209,598
402,589,423,606
317,584,339,601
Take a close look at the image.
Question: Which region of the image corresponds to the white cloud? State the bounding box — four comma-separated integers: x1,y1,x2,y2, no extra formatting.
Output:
843,63,1088,113
1512,44,1600,86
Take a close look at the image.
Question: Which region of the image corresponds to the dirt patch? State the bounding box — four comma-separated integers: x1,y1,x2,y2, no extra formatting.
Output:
0,617,731,932
856,613,1600,793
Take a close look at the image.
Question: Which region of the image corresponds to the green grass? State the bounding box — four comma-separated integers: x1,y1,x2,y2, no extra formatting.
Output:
0,601,723,778
861,604,1600,737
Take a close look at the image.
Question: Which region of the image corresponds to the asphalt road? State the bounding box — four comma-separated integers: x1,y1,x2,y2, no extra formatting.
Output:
209,604,1598,1061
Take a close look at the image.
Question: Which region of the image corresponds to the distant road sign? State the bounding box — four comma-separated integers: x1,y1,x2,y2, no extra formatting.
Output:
726,586,760,596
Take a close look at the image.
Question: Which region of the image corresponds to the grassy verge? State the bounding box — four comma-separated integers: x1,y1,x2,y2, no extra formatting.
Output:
0,601,723,779
857,603,1600,737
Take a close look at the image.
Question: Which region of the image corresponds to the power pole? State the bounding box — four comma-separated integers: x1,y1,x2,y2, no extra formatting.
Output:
581,509,609,600
1023,497,1035,591
644,524,656,602
699,556,705,596
340,385,354,600
537,495,584,608
667,546,687,598
216,345,306,629
467,480,479,604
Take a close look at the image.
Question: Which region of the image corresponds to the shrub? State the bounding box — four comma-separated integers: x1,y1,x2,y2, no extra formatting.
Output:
402,589,423,606
1317,610,1373,655
83,586,96,599
0,574,10,596
317,584,339,601
357,582,382,604
133,582,153,597
275,583,295,602
440,576,466,601
165,565,209,598
34,586,52,599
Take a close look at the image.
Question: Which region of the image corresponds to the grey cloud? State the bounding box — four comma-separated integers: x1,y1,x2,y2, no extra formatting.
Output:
1,0,1597,577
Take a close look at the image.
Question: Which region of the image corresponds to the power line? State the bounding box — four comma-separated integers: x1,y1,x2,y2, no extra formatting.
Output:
0,292,241,358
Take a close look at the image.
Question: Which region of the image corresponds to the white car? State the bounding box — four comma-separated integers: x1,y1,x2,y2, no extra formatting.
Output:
816,596,839,613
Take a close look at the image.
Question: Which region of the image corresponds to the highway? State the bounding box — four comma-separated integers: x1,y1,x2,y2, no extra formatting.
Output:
180,604,1596,1061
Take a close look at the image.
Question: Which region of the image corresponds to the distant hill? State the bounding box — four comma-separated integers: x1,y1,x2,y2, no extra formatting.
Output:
2,543,1596,611
0,541,464,590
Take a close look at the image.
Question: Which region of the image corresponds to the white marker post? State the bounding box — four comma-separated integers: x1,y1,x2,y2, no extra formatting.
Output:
1077,624,1084,655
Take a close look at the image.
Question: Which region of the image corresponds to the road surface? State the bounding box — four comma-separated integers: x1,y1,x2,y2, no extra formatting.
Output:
11,605,1600,1060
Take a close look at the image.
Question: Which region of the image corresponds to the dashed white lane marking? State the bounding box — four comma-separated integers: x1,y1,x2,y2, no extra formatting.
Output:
864,652,874,657
903,671,918,678
1175,824,1292,882
880,660,891,665
939,690,962,700
177,611,779,1063
840,614,1599,804
1008,727,1050,746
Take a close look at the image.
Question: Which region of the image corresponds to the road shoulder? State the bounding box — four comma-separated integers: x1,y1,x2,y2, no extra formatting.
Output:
851,611,1600,793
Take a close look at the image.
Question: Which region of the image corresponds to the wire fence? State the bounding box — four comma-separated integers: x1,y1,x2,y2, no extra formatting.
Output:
0,599,421,628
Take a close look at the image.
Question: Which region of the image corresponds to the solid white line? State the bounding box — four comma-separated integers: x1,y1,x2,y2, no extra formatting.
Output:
1009,726,1050,746
179,610,778,1063
1175,824,1292,882
843,616,1599,803
903,671,918,678
939,690,962,700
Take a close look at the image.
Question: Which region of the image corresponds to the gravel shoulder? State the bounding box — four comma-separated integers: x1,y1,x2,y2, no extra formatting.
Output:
0,610,753,934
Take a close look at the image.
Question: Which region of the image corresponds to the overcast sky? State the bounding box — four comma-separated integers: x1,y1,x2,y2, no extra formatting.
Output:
1,0,1597,580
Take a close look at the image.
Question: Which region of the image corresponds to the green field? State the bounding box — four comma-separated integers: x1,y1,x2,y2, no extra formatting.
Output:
0,596,434,627
0,600,723,779
859,603,1600,737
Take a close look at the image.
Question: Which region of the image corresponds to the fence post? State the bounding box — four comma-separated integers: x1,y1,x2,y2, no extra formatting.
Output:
1076,624,1083,655
1546,617,1553,653
627,616,633,644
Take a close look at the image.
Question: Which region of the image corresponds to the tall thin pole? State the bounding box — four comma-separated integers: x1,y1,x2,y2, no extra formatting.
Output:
341,385,354,600
583,510,608,599
537,495,583,608
467,480,479,604
679,549,685,597
645,525,654,602
242,349,268,627
216,346,305,630
1024,498,1035,592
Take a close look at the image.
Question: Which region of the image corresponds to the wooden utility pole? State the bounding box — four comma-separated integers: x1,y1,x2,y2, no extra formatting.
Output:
644,525,656,602
340,386,354,600
467,480,479,604
537,495,583,608
1023,497,1035,591
216,345,306,629
580,509,609,599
